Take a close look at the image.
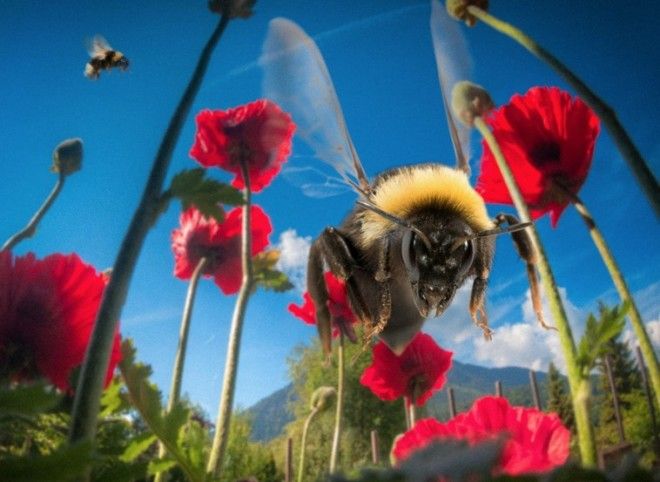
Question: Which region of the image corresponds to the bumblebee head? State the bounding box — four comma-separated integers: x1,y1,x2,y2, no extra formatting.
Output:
113,52,129,70
401,212,476,318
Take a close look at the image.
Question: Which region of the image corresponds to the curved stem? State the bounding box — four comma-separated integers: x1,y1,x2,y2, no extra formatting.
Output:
68,14,230,451
3,172,65,251
297,407,320,482
155,256,208,481
565,189,660,409
206,161,253,477
474,116,597,465
467,5,660,217
329,333,345,473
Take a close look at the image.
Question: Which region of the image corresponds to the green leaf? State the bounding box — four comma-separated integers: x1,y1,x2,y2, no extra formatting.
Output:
100,376,129,417
170,168,244,221
253,249,294,292
0,442,92,482
147,458,178,476
0,383,62,418
120,432,157,463
577,302,629,377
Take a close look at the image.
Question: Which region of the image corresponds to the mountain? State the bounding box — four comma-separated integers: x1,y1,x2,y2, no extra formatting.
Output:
247,360,555,442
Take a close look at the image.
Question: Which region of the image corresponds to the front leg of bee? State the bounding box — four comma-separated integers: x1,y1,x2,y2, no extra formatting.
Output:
470,236,494,340
308,227,372,354
494,213,553,330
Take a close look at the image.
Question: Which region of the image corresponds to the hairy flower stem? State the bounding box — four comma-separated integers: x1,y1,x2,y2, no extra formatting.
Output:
155,256,208,481
329,333,345,473
207,161,253,477
564,189,660,408
3,172,65,251
466,5,660,217
474,116,597,466
297,407,320,482
68,14,230,452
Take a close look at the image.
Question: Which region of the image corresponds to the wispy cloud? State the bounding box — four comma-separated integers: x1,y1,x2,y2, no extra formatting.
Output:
122,307,180,327
275,229,312,292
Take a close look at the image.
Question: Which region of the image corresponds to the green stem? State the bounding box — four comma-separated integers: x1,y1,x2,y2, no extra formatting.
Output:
467,5,660,217
68,14,230,452
329,333,345,473
297,407,320,482
474,116,597,466
206,161,253,477
409,402,417,427
2,172,65,251
566,190,660,409
155,256,208,481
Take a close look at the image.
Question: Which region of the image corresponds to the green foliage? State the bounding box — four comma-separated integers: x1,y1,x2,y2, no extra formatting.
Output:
274,339,406,481
0,442,93,482
118,339,209,481
546,362,575,433
577,303,629,378
253,249,294,292
168,168,244,221
0,383,62,419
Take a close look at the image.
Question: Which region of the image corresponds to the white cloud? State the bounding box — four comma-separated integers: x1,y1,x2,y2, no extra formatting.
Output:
621,319,660,356
275,229,312,292
122,307,180,327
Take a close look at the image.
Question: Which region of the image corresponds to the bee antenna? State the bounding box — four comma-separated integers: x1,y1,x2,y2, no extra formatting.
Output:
471,221,534,240
356,200,433,251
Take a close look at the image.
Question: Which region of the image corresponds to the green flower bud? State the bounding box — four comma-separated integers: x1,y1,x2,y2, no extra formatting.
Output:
446,0,489,27
310,386,336,413
51,138,83,176
451,81,494,127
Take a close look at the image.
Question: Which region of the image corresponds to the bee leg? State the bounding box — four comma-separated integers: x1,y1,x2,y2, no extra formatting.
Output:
469,273,492,341
494,213,554,330
311,228,372,353
372,236,392,337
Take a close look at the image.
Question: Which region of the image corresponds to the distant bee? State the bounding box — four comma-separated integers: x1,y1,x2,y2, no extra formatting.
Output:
260,3,544,355
84,35,129,80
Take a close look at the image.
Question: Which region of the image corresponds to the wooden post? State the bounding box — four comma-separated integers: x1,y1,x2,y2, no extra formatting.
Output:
447,387,456,419
529,370,542,410
285,437,293,482
604,355,626,442
370,430,380,465
635,346,660,456
495,380,503,397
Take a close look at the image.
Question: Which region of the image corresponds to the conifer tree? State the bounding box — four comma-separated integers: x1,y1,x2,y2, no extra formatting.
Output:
546,362,575,432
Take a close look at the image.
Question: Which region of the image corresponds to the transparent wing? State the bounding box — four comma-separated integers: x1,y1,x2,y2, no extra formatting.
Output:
282,165,351,198
430,0,473,173
86,34,112,56
259,18,370,196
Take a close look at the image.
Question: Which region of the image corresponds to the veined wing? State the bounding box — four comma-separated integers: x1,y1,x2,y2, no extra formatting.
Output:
86,34,112,56
430,0,473,174
260,18,370,197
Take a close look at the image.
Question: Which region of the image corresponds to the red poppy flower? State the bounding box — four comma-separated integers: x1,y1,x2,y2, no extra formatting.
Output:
360,333,452,406
393,396,570,475
287,272,357,337
476,87,600,227
0,252,121,392
189,99,295,192
171,205,272,294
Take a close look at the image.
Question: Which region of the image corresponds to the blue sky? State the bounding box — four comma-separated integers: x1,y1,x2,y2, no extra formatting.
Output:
1,0,658,413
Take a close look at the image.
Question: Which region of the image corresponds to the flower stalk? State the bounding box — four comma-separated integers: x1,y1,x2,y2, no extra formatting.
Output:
465,4,660,217
69,13,230,452
474,116,597,465
155,256,208,481
207,160,253,477
559,186,660,408
3,171,66,251
329,333,345,473
297,406,320,482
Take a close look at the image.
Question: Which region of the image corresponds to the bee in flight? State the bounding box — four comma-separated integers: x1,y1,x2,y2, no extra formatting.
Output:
259,1,545,355
84,35,129,80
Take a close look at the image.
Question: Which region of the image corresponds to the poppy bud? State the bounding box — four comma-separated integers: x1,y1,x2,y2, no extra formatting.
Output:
208,0,255,19
310,386,336,412
451,81,494,127
51,138,83,176
446,0,489,27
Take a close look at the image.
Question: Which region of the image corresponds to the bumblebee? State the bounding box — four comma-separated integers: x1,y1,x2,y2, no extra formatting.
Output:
84,35,129,80
260,7,544,355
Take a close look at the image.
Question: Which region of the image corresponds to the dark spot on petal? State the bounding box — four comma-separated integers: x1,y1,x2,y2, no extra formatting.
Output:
529,141,561,168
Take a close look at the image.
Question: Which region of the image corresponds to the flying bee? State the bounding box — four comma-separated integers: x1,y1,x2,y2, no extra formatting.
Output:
260,1,544,355
84,35,129,80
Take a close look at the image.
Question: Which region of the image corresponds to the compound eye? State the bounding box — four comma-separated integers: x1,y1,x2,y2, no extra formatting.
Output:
457,239,476,276
401,229,420,283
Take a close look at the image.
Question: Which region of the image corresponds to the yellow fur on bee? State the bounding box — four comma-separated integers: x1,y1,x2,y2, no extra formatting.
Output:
357,165,494,249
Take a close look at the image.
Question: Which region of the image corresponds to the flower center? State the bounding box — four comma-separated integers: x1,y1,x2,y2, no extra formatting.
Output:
529,141,561,168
